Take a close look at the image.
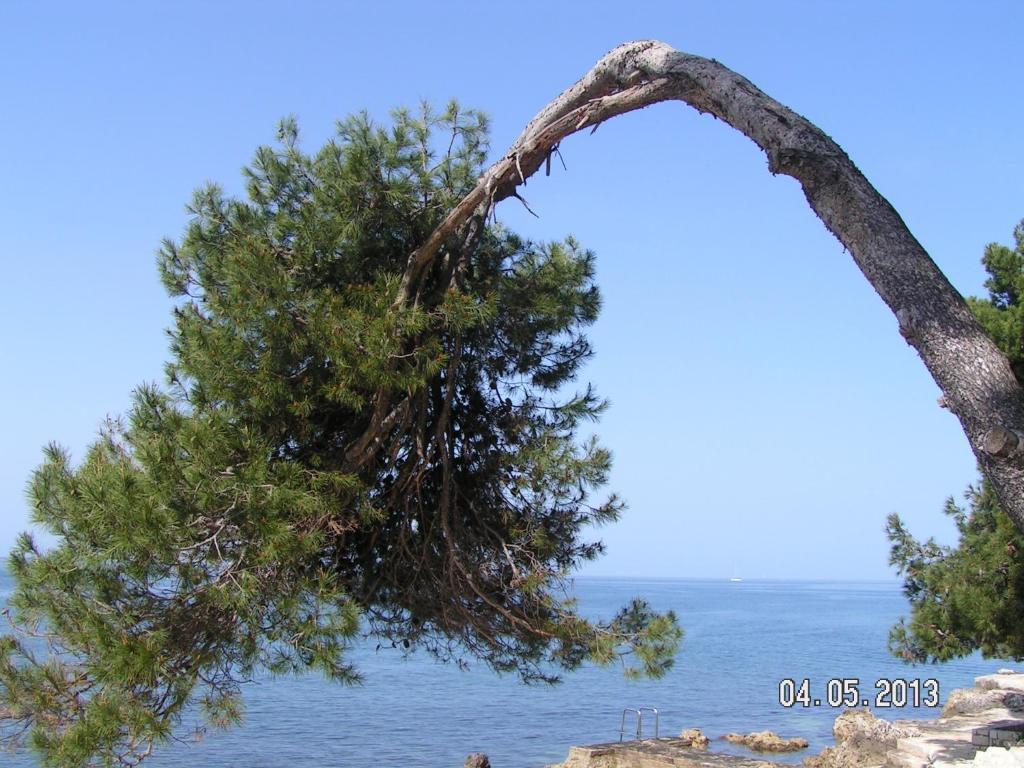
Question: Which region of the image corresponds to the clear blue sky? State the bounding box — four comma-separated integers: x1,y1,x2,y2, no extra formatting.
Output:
2,1,1022,580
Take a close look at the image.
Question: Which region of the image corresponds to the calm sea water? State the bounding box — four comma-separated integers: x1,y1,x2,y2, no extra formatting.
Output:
0,574,1012,767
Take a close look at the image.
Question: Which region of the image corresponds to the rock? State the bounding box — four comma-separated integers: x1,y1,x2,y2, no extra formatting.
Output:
724,730,810,752
998,669,1019,675
1006,694,1024,711
803,746,843,768
803,709,920,768
465,753,491,768
977,675,1024,693
973,747,1024,768
802,743,886,768
834,710,879,743
833,708,919,746
943,688,1024,717
680,728,710,749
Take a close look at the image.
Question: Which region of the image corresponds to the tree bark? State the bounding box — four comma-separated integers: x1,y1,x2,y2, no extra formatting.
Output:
396,39,1024,532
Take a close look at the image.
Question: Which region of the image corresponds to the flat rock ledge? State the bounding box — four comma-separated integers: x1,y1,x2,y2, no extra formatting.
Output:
546,738,783,768
546,672,1024,768
725,731,809,753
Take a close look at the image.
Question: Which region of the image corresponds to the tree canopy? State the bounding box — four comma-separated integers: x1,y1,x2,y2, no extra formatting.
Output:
6,35,1024,766
888,221,1024,663
0,104,680,767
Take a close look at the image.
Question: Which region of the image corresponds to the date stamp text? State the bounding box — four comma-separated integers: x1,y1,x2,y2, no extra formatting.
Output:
778,678,939,708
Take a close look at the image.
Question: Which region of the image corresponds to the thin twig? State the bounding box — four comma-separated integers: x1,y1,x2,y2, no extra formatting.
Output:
511,191,539,218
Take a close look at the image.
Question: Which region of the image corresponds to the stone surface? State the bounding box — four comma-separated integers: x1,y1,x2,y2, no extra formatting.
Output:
896,731,978,764
973,746,1024,768
465,753,491,768
724,731,809,753
945,690,1024,717
884,750,930,768
547,739,784,768
834,709,921,747
680,728,710,749
803,709,921,768
803,743,885,768
976,675,1024,694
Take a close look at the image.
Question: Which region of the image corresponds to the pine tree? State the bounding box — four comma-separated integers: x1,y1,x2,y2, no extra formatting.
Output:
0,104,680,767
888,221,1024,662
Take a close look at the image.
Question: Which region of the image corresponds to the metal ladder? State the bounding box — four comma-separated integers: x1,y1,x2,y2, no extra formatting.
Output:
619,707,659,741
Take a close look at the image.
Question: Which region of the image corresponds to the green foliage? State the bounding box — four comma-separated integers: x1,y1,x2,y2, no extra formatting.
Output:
888,220,1024,663
0,103,680,766
886,485,1024,661
588,599,684,680
966,223,1024,382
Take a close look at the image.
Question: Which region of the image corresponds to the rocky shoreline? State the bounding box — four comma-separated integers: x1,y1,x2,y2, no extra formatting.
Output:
538,671,1024,768
818,670,1024,768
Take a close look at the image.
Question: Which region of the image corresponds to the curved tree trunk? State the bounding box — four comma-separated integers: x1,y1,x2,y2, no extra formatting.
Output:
389,40,1024,532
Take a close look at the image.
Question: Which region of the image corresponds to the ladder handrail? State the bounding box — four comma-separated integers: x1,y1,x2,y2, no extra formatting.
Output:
619,708,641,742
619,707,660,741
637,707,659,739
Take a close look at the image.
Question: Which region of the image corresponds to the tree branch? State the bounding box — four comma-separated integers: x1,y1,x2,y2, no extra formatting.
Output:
395,39,1024,533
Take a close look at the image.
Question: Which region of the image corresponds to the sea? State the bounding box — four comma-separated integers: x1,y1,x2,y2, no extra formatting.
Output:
0,573,1012,768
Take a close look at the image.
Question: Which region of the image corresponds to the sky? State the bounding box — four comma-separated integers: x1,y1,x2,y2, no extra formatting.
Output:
1,1,1022,581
